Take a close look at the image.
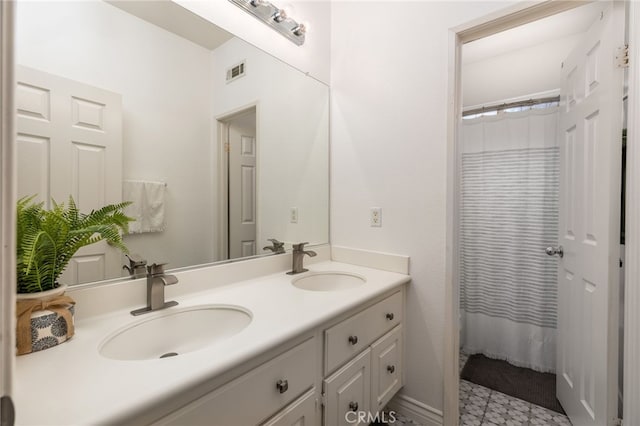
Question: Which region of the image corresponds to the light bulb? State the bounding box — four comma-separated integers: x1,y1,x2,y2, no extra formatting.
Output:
292,23,306,36
273,8,287,23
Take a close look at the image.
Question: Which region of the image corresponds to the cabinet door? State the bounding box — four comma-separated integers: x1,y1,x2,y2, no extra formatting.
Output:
370,325,402,411
323,348,371,426
262,388,319,426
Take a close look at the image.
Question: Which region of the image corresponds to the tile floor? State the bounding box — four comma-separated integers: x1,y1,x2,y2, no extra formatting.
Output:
380,353,572,425
459,353,572,426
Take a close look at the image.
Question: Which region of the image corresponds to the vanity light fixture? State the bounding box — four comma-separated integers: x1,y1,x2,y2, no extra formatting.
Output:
229,0,306,46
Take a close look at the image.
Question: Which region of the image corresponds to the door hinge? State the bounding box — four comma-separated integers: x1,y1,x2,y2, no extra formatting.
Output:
614,418,623,426
616,44,629,68
224,142,231,153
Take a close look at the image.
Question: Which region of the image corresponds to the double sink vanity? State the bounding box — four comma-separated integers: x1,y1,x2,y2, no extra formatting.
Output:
15,247,410,425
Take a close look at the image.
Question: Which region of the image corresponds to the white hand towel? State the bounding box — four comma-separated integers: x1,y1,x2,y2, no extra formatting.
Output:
142,181,166,232
123,180,166,233
123,180,144,234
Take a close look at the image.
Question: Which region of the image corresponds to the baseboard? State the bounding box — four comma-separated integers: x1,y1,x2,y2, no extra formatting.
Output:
386,393,443,426
331,246,410,274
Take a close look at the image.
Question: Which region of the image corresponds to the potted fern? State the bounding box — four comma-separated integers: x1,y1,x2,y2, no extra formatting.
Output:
16,196,133,355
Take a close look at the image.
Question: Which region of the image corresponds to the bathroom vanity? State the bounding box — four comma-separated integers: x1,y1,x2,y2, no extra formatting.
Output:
154,287,403,426
14,249,409,426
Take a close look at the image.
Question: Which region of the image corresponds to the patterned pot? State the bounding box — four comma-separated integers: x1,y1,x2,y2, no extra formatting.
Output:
16,285,76,355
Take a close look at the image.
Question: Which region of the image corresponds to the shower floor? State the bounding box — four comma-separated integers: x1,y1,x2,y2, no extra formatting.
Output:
459,353,572,426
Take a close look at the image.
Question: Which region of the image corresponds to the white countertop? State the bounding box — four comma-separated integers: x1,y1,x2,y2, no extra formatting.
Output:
14,260,409,425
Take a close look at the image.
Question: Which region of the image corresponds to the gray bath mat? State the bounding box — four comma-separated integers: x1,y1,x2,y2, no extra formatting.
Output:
461,354,566,414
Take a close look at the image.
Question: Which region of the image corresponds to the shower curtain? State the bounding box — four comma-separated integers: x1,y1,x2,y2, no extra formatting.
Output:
459,107,559,373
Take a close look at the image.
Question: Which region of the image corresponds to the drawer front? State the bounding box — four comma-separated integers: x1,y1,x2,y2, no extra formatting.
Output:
323,348,371,426
154,337,316,426
370,325,403,411
262,388,319,426
325,292,401,374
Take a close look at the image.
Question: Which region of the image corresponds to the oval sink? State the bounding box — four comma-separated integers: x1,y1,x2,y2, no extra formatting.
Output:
292,271,366,291
99,305,252,361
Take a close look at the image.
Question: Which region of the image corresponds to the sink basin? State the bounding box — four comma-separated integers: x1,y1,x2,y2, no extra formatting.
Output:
99,305,252,361
292,271,366,291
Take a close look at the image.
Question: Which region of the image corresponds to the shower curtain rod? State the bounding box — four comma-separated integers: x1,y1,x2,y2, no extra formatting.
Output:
462,95,560,117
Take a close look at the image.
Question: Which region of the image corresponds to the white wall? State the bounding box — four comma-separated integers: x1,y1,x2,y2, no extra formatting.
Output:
175,0,331,85
462,33,581,107
16,1,216,273
212,37,329,249
330,1,517,416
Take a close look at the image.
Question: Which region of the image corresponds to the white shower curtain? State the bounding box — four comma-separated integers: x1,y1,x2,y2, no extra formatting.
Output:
459,107,559,373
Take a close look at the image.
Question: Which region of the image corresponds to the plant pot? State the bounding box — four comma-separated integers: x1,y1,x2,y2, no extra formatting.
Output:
16,284,76,355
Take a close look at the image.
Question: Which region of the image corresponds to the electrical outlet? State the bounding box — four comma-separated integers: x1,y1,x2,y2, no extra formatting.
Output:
290,207,298,223
370,207,382,227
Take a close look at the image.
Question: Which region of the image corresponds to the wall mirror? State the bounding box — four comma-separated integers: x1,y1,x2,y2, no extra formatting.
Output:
14,0,329,286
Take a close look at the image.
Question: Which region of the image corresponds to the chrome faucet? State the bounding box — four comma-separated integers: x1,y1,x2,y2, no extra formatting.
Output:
287,242,317,275
122,254,147,279
130,263,179,316
263,238,286,254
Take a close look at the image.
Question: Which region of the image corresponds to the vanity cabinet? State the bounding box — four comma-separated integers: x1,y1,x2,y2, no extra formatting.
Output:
321,291,404,425
150,288,404,426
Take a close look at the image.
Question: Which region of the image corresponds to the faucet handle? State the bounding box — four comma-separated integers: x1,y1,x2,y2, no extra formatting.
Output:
267,238,284,247
123,254,147,278
264,238,286,253
125,254,147,268
147,262,168,275
292,242,309,251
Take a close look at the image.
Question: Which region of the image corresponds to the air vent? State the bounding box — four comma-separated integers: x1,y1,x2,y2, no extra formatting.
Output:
226,60,246,83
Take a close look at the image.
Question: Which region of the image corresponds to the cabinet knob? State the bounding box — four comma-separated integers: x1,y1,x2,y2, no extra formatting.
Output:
349,401,359,412
386,312,394,321
276,379,289,394
348,335,359,345
387,365,396,374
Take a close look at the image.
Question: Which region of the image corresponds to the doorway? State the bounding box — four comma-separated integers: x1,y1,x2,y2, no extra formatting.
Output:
217,106,257,261
448,2,627,425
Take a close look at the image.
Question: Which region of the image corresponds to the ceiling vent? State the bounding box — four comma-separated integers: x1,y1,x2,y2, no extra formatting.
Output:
226,60,246,83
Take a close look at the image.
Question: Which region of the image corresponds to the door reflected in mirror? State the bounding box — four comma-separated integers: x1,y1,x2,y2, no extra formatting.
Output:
15,0,329,286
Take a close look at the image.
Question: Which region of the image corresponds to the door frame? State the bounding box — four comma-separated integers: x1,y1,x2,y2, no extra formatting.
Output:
444,1,639,425
623,1,640,423
214,103,259,261
0,0,16,420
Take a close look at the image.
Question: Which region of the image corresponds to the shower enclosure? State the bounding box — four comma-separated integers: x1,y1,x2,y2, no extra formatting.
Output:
459,106,560,373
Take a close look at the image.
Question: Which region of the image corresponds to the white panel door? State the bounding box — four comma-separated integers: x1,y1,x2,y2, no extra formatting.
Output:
228,112,257,259
556,3,624,425
16,65,123,285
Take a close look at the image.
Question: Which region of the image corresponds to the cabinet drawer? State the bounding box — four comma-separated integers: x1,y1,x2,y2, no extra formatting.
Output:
323,348,371,426
325,292,401,374
371,325,403,411
153,337,316,426
261,388,319,426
